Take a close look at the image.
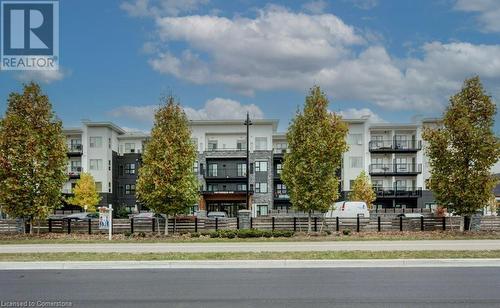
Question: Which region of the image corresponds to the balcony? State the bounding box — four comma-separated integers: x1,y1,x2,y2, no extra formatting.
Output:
274,193,290,200
373,187,422,198
369,140,421,153
272,148,288,156
67,144,83,156
68,167,82,179
203,168,247,180
201,190,253,195
369,163,422,176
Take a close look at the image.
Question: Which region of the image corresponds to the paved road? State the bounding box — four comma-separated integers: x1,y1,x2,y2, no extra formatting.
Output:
2,240,500,253
1,268,499,307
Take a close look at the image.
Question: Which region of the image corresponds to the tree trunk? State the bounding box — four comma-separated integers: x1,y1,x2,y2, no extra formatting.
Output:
164,215,169,235
308,210,312,233
37,219,40,235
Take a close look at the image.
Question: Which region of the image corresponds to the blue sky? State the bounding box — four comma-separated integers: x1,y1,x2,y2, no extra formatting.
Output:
1,0,500,132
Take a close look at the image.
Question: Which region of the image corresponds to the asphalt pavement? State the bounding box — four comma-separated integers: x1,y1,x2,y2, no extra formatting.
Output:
1,267,499,307
2,239,500,253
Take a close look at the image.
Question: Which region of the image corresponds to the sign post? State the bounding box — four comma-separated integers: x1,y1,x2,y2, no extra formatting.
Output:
99,205,113,241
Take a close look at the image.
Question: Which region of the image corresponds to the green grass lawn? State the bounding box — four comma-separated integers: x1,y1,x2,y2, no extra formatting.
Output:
1,250,500,261
1,231,500,244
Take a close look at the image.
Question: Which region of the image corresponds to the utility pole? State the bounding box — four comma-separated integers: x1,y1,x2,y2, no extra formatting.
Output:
244,112,252,210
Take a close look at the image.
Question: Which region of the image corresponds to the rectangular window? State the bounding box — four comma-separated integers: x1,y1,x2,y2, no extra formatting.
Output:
208,164,218,177
108,182,111,193
125,163,136,174
276,163,282,174
237,139,246,150
255,137,267,150
255,161,268,172
108,138,111,149
125,143,135,153
349,157,363,168
95,182,102,192
237,163,247,176
255,182,268,193
108,160,111,171
207,140,218,151
257,204,268,216
237,184,247,191
394,135,408,149
89,137,102,148
193,161,198,174
125,184,135,195
348,134,363,145
70,160,81,172
372,180,383,190
276,183,287,195
89,159,102,170
207,184,217,192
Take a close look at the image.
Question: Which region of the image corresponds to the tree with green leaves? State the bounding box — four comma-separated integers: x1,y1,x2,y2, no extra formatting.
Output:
136,96,198,235
67,172,101,212
423,76,500,224
348,170,376,209
282,86,349,232
0,82,67,233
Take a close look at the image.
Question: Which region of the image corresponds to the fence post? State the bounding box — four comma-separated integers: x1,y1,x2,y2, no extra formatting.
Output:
272,216,275,231
399,216,403,232
314,217,318,232
195,217,198,233
356,215,360,232
442,216,446,231
420,216,424,231
130,218,134,234
152,218,155,233
293,217,297,232
377,216,381,232
250,217,253,229
336,216,339,232
67,219,71,234
236,217,239,230
215,217,219,231
48,219,52,233
88,219,92,235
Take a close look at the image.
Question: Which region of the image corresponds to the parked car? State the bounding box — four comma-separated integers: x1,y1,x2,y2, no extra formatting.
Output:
396,213,424,218
324,201,370,218
63,212,99,221
207,211,227,219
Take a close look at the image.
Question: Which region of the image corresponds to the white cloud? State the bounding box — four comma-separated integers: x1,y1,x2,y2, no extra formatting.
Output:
108,98,264,123
15,68,68,84
120,0,209,17
454,0,500,32
135,5,500,111
340,108,385,122
302,0,328,14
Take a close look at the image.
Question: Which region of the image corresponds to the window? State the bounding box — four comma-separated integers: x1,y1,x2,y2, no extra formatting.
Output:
349,157,363,168
207,184,217,192
108,138,111,149
89,137,102,148
208,140,218,151
255,137,267,150
372,180,383,190
276,163,282,174
125,163,136,174
89,159,102,170
395,157,408,172
395,135,408,149
275,183,287,195
395,180,407,190
125,184,135,195
255,161,268,172
348,134,363,145
237,139,246,150
208,164,218,176
237,184,247,191
125,143,135,153
193,161,198,174
237,163,247,176
255,182,268,193
108,182,111,193
108,160,111,171
70,160,81,172
257,204,268,216
70,139,81,151
273,142,287,152
95,182,102,192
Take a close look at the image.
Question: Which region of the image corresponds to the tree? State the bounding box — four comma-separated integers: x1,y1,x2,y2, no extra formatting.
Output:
136,96,198,235
423,76,500,223
282,86,348,232
67,172,101,212
0,83,67,233
348,170,376,209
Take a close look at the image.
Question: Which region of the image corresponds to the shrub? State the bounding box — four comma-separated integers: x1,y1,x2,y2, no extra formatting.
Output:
137,232,146,238
190,232,200,238
123,231,132,237
342,229,351,236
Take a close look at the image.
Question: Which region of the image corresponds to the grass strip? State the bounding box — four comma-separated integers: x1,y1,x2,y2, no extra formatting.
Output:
1,250,500,261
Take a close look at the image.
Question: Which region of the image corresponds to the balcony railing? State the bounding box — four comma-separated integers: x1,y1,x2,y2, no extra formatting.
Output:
206,147,246,152
68,167,81,179
274,193,289,200
373,187,422,198
369,140,421,152
203,168,247,179
201,190,253,195
67,144,83,155
369,163,422,175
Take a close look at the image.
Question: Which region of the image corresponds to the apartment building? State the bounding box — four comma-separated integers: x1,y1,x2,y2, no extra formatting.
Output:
62,118,442,216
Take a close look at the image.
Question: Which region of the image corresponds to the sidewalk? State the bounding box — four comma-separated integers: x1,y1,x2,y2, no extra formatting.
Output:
1,240,500,253
2,259,500,270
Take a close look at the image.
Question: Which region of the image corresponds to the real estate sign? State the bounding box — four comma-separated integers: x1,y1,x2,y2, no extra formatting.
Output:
99,207,110,230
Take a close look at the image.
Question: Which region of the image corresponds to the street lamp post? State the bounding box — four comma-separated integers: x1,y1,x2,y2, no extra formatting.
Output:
244,112,252,210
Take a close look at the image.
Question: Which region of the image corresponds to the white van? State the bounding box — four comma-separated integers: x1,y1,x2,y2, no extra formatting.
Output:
324,201,370,218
